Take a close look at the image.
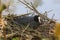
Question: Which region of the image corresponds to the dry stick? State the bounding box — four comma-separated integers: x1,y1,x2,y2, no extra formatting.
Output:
6,32,20,38
21,24,30,35
19,13,32,17
24,0,31,5
20,24,30,40
5,31,22,39
18,0,33,10
51,14,55,20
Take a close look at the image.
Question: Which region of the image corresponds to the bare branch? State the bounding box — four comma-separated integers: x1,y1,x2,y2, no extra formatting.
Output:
18,0,33,10
51,14,55,20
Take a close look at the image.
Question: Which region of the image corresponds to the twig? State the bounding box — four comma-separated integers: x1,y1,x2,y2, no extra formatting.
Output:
20,24,30,40
6,32,20,38
18,0,33,10
19,13,32,17
21,24,30,35
51,14,55,20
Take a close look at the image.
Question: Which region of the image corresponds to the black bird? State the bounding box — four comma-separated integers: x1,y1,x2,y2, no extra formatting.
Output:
7,15,42,29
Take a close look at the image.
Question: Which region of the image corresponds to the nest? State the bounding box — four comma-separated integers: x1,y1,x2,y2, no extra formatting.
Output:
3,13,56,40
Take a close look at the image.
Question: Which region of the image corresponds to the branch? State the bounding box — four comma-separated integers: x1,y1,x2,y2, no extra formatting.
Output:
18,0,33,10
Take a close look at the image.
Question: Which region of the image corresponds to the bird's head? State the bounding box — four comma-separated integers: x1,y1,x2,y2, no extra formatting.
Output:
34,15,42,24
